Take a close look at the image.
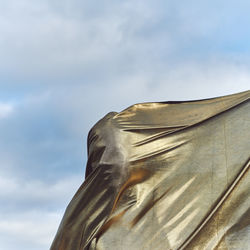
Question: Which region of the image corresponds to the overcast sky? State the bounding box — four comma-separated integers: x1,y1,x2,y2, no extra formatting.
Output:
0,0,250,249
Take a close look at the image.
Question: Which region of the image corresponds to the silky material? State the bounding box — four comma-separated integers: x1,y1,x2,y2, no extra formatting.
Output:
51,90,250,250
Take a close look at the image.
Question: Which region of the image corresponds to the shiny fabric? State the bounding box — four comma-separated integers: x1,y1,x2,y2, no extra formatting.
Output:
51,91,250,250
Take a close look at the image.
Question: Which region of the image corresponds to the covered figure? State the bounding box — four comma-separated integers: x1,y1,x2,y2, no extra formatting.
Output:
51,91,250,250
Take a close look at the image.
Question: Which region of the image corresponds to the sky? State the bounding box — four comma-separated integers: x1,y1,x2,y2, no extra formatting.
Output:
0,0,250,249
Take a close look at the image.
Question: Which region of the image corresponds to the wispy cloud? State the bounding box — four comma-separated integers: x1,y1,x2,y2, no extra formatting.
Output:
0,173,81,249
0,174,82,211
0,210,61,250
1,0,250,86
0,103,13,118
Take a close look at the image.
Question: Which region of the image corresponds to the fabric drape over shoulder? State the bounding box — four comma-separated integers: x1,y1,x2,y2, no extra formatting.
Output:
51,90,250,250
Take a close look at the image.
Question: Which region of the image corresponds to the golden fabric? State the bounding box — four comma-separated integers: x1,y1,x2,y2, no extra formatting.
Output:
51,91,250,250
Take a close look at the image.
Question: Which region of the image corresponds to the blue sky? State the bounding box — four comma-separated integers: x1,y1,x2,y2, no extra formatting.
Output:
0,0,250,249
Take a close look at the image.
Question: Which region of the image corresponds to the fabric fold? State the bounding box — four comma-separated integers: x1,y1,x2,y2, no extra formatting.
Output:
51,90,250,250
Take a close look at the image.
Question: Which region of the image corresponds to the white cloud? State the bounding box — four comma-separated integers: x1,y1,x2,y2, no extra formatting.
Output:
0,103,13,118
0,210,61,250
0,173,82,210
3,0,250,84
0,173,83,249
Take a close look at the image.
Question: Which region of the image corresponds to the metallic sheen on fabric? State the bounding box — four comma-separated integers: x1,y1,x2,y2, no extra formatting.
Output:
51,91,250,250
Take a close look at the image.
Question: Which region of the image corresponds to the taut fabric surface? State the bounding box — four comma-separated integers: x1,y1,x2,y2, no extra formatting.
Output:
51,91,250,250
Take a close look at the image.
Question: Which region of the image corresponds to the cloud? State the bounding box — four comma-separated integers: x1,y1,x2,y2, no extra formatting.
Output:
0,173,82,212
0,103,13,118
1,0,250,87
0,172,82,249
0,210,61,250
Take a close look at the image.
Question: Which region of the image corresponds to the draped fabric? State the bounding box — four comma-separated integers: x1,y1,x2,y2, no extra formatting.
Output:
51,91,250,250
